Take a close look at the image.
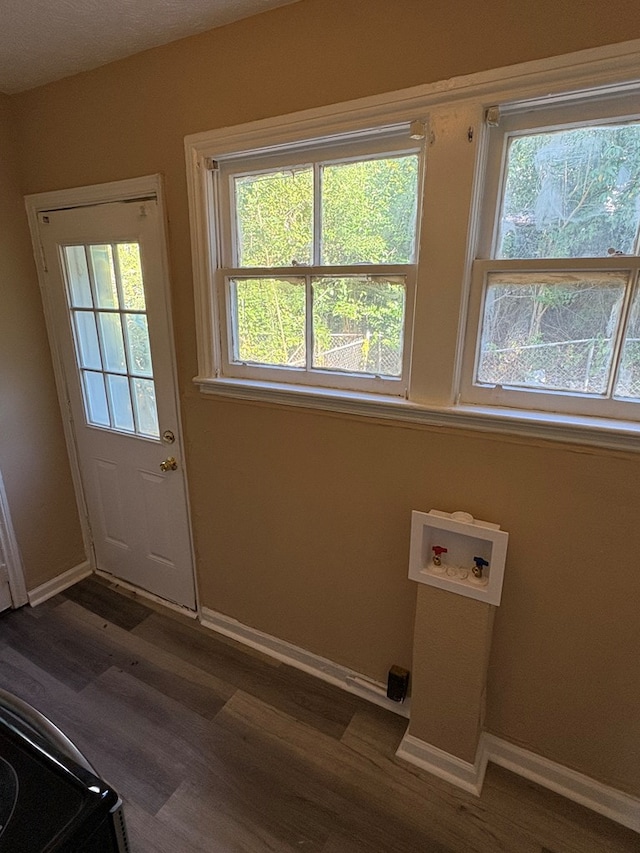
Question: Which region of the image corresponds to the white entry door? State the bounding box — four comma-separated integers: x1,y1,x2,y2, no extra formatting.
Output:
37,197,196,610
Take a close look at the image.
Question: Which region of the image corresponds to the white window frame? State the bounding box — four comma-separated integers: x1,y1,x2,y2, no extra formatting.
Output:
213,133,423,395
460,93,640,420
185,38,640,452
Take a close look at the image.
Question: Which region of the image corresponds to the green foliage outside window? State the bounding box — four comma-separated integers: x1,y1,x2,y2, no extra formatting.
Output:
231,154,418,374
499,124,640,259
481,123,640,396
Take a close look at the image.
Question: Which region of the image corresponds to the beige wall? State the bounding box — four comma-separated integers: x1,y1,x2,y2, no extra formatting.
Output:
0,96,85,590
11,0,640,795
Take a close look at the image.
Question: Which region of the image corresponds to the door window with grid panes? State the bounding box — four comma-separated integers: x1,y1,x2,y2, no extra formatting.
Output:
63,242,160,437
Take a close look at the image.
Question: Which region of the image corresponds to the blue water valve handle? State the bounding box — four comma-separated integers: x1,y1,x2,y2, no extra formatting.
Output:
472,556,489,578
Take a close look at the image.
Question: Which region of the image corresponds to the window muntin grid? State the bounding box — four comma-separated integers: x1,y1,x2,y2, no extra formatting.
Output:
215,139,421,394
63,243,159,438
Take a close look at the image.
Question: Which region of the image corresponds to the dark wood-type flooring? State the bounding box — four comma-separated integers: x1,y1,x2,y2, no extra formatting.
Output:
0,576,637,852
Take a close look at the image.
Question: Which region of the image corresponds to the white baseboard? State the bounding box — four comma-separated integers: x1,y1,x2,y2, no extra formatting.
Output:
396,733,487,795
200,606,410,718
482,734,640,834
27,561,92,606
396,730,640,833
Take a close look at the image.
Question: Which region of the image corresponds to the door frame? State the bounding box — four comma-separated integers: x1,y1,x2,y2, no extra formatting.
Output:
0,467,29,609
25,174,198,612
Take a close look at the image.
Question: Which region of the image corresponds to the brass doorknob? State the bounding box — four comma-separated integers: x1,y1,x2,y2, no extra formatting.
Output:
159,457,178,472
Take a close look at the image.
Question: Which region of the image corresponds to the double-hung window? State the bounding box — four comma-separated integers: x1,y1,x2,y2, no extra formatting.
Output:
462,94,640,420
210,129,423,394
187,42,640,447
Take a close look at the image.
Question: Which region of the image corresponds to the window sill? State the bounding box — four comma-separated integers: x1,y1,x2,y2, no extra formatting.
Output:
194,376,640,453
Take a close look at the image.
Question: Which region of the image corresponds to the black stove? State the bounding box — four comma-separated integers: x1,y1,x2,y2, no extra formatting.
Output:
0,689,129,852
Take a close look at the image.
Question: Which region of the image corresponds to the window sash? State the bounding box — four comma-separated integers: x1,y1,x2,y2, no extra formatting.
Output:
216,132,423,270
462,93,640,419
216,264,416,394
460,258,640,418
475,92,640,260
212,131,423,394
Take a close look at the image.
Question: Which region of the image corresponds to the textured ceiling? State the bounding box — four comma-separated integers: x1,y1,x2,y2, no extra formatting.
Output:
0,0,300,94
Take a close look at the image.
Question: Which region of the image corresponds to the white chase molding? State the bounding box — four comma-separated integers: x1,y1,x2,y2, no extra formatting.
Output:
396,733,487,796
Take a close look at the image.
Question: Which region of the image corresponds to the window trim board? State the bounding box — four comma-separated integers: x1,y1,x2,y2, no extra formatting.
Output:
194,375,640,454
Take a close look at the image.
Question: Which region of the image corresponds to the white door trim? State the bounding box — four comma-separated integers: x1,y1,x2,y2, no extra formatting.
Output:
24,175,198,612
0,469,28,608
26,174,164,215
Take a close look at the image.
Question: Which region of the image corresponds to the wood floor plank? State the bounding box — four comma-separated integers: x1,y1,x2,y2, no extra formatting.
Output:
61,576,153,630
0,643,75,720
120,799,215,853
0,646,181,814
56,598,235,717
78,666,219,806
0,604,114,690
481,764,640,853
322,832,446,853
217,693,592,853
201,695,395,851
157,777,315,853
133,611,369,739
341,705,550,853
133,604,282,668
18,593,66,618
215,690,463,853
340,703,408,757
322,835,389,853
163,734,337,852
86,671,346,850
